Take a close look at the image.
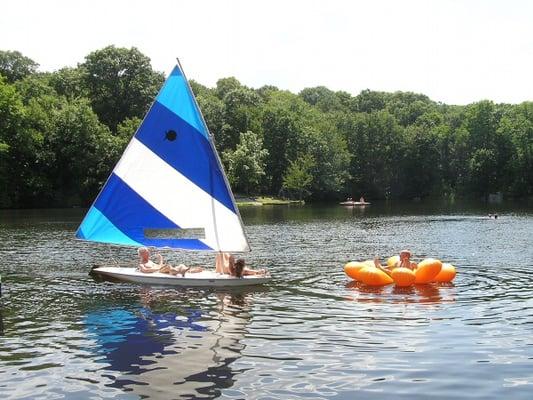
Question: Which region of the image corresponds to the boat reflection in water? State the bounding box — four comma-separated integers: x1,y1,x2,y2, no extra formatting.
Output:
84,288,253,398
345,280,455,304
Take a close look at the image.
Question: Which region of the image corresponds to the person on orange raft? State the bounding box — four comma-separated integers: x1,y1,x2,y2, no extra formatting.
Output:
374,250,416,276
391,249,418,270
215,252,267,277
398,250,412,269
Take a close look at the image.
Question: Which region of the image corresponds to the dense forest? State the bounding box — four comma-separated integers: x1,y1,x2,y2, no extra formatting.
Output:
1,46,532,208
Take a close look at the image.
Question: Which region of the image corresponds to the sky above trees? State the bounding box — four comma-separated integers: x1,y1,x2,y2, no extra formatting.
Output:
1,0,532,105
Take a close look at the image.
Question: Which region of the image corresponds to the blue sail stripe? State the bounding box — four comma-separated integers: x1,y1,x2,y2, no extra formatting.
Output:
80,174,212,250
156,66,208,139
76,206,142,246
75,62,249,252
134,101,236,213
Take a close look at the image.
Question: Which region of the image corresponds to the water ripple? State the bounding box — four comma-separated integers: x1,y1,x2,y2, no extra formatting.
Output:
0,206,533,399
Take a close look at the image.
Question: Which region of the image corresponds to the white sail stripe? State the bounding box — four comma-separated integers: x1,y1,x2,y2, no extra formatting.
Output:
113,139,249,252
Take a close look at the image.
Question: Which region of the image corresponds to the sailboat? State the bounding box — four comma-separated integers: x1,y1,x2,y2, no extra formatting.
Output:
76,60,270,287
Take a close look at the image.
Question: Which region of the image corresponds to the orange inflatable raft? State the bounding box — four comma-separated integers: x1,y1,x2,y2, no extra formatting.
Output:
344,258,456,287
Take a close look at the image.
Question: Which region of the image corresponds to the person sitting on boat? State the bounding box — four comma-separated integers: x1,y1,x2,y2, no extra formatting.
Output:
215,252,266,276
138,247,203,276
359,196,365,203
138,247,164,273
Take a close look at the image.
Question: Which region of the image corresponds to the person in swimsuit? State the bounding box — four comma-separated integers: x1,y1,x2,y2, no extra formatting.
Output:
138,247,203,276
395,249,416,270
215,252,266,277
138,247,164,273
374,250,416,276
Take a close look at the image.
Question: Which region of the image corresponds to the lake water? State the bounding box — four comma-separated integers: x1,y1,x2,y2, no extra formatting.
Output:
0,201,532,399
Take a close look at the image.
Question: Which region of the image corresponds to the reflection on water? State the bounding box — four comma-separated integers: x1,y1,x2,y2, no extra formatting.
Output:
344,281,454,304
82,290,250,399
0,308,4,336
0,202,532,399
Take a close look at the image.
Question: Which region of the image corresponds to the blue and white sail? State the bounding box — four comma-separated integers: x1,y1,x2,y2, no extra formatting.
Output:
76,61,250,252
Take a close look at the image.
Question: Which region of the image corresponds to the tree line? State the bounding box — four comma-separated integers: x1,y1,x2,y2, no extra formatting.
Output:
1,46,532,208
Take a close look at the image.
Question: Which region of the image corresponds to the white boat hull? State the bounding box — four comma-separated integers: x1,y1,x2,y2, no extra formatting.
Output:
92,266,271,287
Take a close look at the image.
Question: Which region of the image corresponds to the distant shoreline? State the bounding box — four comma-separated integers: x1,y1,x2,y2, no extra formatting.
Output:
235,196,305,206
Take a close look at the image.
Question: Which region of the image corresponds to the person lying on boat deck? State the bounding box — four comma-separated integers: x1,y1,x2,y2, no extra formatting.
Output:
215,252,266,276
137,247,203,276
160,263,204,277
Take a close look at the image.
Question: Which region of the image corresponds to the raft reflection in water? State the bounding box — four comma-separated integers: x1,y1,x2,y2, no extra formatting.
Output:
83,289,253,398
344,280,454,304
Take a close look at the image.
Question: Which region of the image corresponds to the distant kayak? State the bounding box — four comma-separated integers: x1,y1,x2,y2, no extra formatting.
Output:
339,201,371,206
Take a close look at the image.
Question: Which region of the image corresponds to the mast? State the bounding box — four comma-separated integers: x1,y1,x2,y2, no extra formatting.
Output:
175,58,251,253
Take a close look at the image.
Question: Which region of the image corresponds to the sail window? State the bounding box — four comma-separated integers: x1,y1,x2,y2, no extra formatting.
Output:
165,130,177,141
144,228,205,240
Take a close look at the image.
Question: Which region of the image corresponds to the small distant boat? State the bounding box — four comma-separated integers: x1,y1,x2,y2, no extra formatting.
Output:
76,59,271,287
340,201,371,206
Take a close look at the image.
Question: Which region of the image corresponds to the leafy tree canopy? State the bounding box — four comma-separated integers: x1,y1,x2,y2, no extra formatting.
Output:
80,45,164,131
0,50,39,83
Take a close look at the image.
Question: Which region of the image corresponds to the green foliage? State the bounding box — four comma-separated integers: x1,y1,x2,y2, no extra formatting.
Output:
468,148,497,197
303,121,350,197
80,45,164,131
401,124,440,198
196,92,225,145
1,46,533,208
256,85,279,100
116,116,142,149
355,89,387,113
0,77,24,135
299,86,343,112
282,154,315,199
44,98,120,205
261,91,307,192
0,77,26,206
223,131,268,194
497,102,533,197
386,92,436,126
14,74,57,103
220,87,262,150
0,50,39,83
339,110,404,198
215,77,241,99
463,101,498,150
48,67,88,99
